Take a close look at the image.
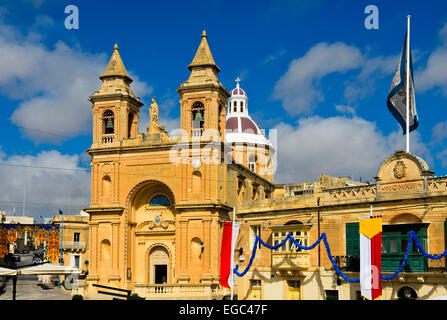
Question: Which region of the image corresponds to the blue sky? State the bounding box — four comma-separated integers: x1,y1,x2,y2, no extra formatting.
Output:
1,0,447,217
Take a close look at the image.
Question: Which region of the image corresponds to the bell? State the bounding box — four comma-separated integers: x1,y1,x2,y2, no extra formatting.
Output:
193,112,203,122
105,119,114,129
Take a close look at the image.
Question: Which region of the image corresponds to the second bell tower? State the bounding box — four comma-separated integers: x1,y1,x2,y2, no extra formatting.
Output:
177,31,229,142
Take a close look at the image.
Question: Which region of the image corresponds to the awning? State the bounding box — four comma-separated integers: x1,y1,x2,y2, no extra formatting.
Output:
0,267,17,276
18,263,80,275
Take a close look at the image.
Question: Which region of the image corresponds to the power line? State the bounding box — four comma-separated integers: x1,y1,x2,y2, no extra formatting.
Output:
0,162,90,172
0,199,87,209
1,120,76,139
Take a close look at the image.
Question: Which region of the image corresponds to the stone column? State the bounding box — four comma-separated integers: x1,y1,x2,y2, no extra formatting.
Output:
86,221,99,295
200,217,213,284
89,222,99,277
177,218,190,284
374,176,381,198
110,222,120,280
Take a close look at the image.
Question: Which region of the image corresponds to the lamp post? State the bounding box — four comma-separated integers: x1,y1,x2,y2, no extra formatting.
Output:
58,210,64,287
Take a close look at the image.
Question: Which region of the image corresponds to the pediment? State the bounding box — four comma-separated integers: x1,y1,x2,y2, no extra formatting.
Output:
376,151,433,184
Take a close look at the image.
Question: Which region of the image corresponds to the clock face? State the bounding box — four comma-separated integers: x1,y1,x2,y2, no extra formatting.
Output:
192,158,201,168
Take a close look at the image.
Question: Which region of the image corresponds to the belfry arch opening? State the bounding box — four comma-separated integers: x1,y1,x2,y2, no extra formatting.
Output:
103,110,114,134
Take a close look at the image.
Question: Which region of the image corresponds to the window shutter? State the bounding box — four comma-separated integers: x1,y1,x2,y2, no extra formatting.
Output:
346,222,359,256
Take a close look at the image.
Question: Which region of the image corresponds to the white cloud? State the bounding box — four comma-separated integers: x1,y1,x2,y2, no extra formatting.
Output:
335,105,356,115
436,149,447,167
416,47,447,94
263,47,286,64
344,54,398,104
432,121,447,144
0,20,152,143
416,22,447,94
24,0,46,7
273,116,431,184
0,148,90,218
273,42,398,115
272,42,363,115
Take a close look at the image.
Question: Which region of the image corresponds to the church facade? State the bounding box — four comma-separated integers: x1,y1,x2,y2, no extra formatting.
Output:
83,31,447,300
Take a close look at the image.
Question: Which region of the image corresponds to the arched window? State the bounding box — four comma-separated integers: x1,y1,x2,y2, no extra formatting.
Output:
249,154,256,172
191,102,205,136
103,110,115,134
149,194,171,206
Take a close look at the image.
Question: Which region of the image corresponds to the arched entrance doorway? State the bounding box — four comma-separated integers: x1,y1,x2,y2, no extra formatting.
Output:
126,179,176,285
149,246,169,284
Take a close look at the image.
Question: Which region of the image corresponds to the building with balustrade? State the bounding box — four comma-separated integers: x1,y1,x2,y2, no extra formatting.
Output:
81,30,447,300
236,151,447,300
50,212,89,276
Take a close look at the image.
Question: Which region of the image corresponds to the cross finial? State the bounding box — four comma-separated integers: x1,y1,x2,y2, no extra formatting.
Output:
235,77,241,88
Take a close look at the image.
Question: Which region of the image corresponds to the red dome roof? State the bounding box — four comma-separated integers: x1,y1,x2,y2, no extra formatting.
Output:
226,116,262,135
225,115,271,146
230,87,246,96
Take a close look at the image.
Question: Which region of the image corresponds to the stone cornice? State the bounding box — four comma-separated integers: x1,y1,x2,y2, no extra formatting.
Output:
89,93,143,107
83,207,124,214
174,202,233,211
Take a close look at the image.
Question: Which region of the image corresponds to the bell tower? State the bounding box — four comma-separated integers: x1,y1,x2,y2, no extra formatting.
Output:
89,44,143,148
177,31,229,141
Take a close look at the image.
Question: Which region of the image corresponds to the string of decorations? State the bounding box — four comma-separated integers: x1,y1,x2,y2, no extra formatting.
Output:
233,231,447,283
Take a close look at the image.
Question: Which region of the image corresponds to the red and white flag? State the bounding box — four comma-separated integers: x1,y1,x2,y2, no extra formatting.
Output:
359,215,382,300
220,221,241,289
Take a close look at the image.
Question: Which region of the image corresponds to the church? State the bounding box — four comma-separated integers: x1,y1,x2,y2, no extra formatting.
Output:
82,31,447,300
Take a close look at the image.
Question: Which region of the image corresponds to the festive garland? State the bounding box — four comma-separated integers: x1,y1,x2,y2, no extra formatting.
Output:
233,230,447,283
0,224,60,263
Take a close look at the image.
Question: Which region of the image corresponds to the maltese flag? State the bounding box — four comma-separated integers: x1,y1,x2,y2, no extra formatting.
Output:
359,215,383,300
220,221,241,289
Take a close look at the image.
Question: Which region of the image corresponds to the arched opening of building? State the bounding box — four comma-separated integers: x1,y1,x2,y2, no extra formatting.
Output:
149,246,169,284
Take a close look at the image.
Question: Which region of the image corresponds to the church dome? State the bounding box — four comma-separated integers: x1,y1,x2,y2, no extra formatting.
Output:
226,115,272,146
225,78,272,147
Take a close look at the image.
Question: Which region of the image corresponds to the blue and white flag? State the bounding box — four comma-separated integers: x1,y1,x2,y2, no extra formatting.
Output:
387,32,419,134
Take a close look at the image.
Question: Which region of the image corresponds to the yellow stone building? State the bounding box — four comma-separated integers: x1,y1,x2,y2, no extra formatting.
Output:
50,212,89,276
82,31,447,300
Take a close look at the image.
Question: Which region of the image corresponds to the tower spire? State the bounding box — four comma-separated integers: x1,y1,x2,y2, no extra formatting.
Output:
100,43,133,83
188,30,220,73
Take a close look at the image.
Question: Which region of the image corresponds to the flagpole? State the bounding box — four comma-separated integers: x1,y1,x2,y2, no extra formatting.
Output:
406,15,411,153
230,207,236,300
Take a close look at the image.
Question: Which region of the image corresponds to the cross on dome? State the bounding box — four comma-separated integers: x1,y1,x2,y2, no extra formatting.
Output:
235,77,241,88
